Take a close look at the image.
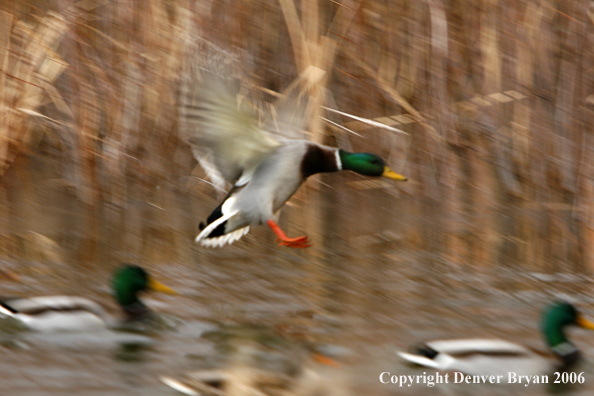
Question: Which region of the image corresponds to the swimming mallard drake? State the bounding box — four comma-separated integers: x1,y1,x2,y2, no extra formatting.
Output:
0,264,176,332
397,302,594,376
182,75,407,249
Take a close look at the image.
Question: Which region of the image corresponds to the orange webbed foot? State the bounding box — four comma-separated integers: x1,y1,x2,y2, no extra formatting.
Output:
267,220,312,249
277,235,312,249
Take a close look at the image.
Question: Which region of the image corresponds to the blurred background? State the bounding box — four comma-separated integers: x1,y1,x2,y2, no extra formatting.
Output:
1,0,594,395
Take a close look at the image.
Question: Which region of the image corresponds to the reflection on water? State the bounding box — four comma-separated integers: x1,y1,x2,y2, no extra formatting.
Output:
1,249,593,396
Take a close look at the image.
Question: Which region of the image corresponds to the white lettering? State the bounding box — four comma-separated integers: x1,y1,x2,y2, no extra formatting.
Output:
378,371,453,387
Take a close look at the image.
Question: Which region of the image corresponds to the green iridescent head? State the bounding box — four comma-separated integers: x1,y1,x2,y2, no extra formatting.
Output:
112,264,176,309
542,302,594,348
338,150,407,180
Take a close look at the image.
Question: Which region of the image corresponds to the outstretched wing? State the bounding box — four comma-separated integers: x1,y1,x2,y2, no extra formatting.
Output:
179,61,279,187
261,65,325,140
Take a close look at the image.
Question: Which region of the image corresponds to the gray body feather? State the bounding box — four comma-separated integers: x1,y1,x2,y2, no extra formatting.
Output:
195,141,339,247
232,142,311,223
229,141,337,225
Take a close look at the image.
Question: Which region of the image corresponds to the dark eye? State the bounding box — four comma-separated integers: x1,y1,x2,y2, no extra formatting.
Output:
371,159,379,165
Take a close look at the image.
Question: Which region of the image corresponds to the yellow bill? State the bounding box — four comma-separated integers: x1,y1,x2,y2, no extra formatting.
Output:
382,166,408,181
577,315,594,330
148,278,177,295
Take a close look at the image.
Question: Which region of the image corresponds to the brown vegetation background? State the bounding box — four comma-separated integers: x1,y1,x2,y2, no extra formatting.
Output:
1,0,593,272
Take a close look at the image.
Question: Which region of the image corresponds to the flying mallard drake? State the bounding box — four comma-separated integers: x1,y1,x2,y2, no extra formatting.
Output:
181,74,407,249
0,264,176,332
397,302,594,376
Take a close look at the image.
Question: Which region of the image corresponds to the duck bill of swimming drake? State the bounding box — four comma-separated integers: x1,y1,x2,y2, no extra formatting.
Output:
148,278,177,295
576,315,594,330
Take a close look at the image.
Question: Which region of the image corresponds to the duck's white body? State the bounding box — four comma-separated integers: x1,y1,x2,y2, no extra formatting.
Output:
0,296,112,332
399,302,594,378
398,338,562,377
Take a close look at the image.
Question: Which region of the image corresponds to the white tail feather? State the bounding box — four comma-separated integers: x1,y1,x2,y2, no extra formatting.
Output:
397,351,443,369
195,209,250,248
198,226,250,248
160,377,199,396
195,209,239,242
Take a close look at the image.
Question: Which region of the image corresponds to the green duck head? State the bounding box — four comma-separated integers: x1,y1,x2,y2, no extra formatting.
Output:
542,302,594,351
338,150,407,180
112,264,176,320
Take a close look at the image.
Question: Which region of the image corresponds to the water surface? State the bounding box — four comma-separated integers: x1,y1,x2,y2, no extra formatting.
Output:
1,248,593,396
